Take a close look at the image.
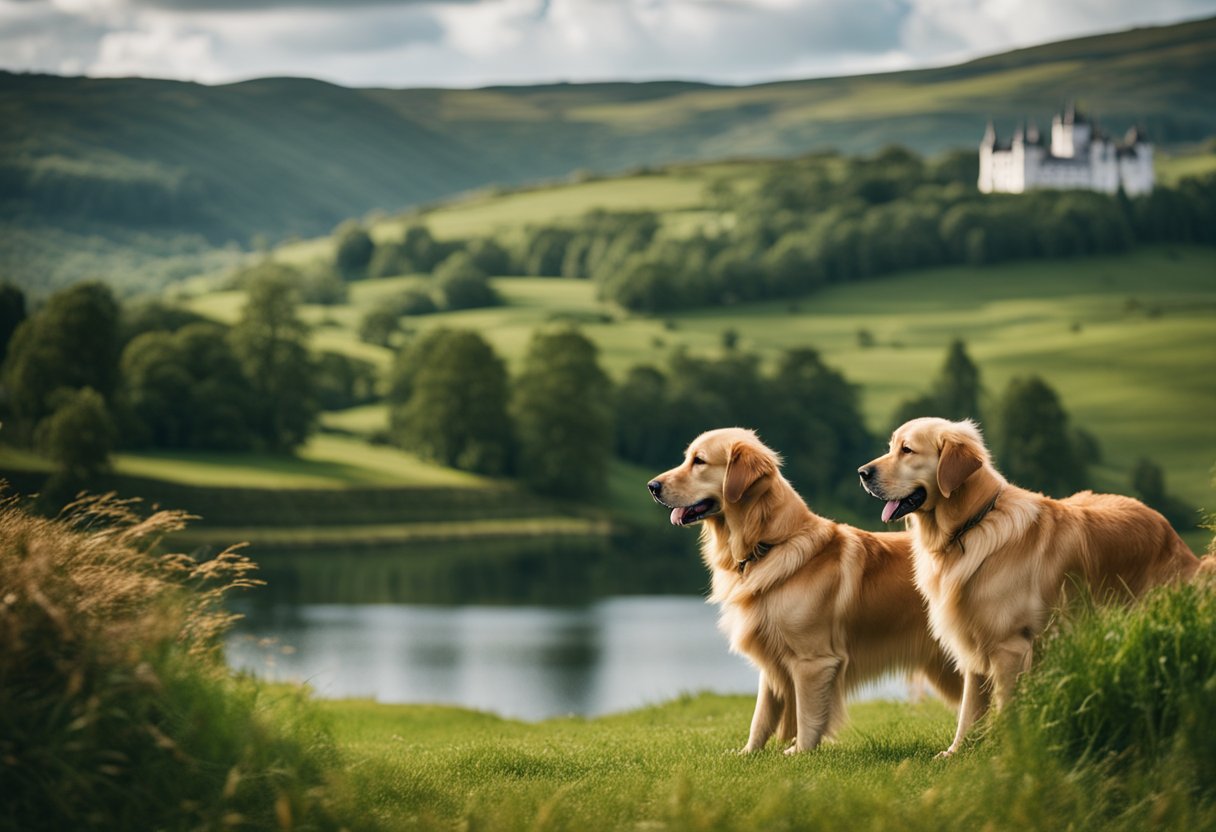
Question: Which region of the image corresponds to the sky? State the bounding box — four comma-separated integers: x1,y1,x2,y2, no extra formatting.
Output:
2,0,1215,89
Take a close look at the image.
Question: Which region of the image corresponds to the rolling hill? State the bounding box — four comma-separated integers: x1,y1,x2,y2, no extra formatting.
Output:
2,16,1215,293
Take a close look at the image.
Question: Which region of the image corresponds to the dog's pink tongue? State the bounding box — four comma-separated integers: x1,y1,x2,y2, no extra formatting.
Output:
881,500,902,523
670,506,684,526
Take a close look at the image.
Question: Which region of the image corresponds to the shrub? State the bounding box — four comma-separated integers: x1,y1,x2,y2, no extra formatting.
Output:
1011,578,1216,780
0,493,349,831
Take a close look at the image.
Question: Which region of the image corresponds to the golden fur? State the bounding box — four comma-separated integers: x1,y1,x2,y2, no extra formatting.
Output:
649,427,961,753
860,417,1205,756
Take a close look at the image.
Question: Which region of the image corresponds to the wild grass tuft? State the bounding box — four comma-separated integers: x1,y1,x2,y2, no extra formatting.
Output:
1010,578,1216,780
0,490,354,831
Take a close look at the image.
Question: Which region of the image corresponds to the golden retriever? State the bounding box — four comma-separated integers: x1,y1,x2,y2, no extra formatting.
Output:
648,427,961,753
859,417,1206,756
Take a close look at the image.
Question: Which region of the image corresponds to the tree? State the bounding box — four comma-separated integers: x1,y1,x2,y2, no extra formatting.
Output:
1130,456,1197,530
436,252,500,310
390,329,512,475
120,322,256,450
615,365,677,468
334,222,375,281
513,328,614,497
993,376,1087,496
932,339,983,422
228,271,318,452
358,307,402,348
37,387,116,496
3,281,120,429
765,348,871,501
0,281,27,366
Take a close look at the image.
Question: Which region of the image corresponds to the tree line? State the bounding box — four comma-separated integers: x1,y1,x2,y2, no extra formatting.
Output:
318,149,1215,316
0,275,369,502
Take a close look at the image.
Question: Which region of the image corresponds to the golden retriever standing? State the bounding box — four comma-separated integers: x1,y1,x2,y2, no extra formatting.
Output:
859,417,1205,757
648,428,961,753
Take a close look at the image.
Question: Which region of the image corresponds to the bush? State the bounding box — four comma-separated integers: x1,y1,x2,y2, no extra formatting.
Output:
1011,579,1216,779
435,252,500,310
0,493,349,831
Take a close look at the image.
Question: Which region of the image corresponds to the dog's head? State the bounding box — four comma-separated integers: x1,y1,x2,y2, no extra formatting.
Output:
647,427,780,527
858,417,991,523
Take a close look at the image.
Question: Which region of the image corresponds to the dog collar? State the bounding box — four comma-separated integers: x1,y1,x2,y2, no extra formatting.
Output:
948,488,1002,554
737,541,773,575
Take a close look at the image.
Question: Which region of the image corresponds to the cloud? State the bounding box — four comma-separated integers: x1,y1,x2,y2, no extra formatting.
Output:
1,0,1214,86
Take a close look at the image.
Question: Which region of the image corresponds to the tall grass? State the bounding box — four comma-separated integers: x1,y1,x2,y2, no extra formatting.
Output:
0,491,354,831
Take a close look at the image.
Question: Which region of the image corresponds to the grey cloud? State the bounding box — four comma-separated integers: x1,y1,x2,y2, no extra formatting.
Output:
125,0,480,9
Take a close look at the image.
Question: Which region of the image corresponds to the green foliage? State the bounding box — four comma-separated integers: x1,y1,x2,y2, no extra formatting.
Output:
1130,457,1198,529
228,270,318,453
390,328,513,475
314,352,378,411
333,222,375,281
2,281,120,433
0,280,26,365
398,287,439,316
1011,580,1216,782
119,323,256,451
435,252,500,310
37,387,115,485
358,306,403,347
993,376,1087,496
614,347,870,509
120,300,208,344
0,494,349,832
512,328,614,497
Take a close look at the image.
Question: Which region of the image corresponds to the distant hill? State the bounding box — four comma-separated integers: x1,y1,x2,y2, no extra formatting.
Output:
1,15,1214,291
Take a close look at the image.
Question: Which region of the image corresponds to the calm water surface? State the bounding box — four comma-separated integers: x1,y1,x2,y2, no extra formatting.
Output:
227,596,908,720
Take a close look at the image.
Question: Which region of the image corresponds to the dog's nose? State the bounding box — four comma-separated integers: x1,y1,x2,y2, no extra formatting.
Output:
647,479,663,496
858,465,874,481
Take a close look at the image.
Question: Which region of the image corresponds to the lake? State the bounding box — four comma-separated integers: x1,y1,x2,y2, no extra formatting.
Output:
226,596,909,720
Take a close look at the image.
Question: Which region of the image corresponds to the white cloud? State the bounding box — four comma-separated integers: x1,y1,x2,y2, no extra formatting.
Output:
0,0,1213,86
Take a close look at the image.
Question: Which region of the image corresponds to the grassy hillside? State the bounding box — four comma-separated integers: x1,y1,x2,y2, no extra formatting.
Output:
3,16,1215,293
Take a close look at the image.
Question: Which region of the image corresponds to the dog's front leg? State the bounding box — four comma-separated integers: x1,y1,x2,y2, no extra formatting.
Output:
938,670,988,758
786,655,842,754
742,672,784,753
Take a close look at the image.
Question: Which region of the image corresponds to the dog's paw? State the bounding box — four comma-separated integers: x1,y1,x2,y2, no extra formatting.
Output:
934,748,956,760
783,744,803,756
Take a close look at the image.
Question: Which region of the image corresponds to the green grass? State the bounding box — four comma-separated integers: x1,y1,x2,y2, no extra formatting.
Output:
107,435,490,489
1157,144,1216,185
321,694,964,830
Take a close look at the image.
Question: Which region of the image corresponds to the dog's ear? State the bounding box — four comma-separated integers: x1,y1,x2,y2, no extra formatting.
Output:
724,441,773,504
937,439,982,498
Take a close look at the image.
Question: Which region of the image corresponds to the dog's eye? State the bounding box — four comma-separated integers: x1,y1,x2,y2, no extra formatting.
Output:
900,446,914,455
691,456,706,466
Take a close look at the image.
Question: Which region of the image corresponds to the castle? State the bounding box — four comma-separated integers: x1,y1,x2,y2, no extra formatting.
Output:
978,104,1154,196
